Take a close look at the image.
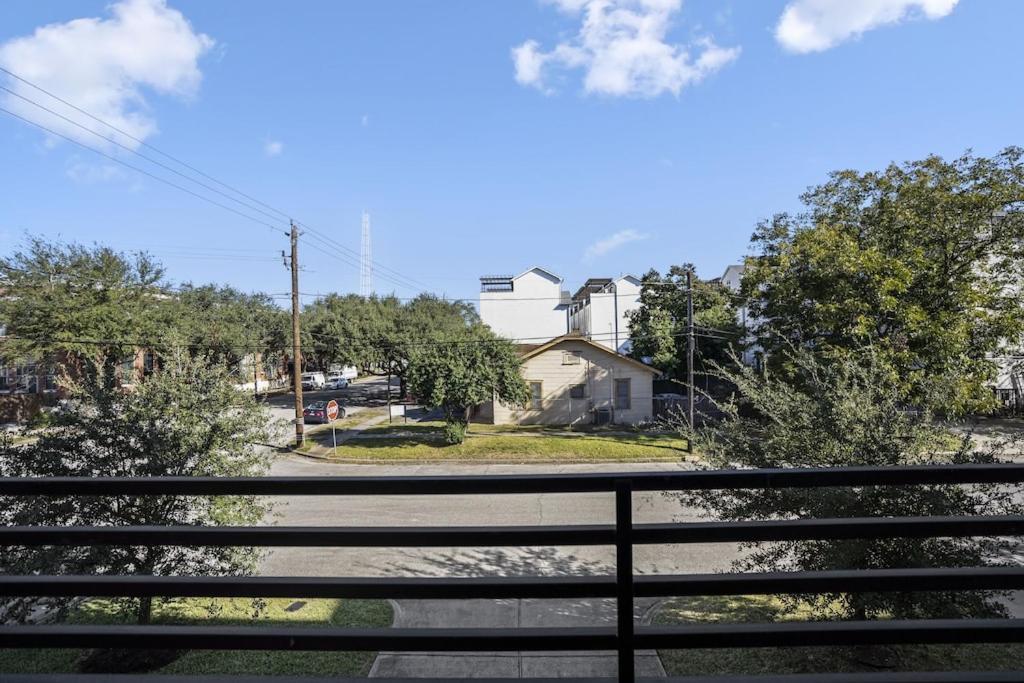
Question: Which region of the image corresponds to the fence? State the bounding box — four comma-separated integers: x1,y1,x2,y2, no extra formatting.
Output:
2,465,1024,682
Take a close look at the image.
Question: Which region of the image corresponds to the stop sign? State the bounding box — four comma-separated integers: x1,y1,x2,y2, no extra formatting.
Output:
326,400,340,422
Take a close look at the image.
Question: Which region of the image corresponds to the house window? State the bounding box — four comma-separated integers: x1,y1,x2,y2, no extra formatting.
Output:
14,363,37,394
569,383,586,399
562,350,581,365
614,378,631,410
529,381,543,410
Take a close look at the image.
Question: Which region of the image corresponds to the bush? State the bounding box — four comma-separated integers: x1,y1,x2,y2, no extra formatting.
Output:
679,346,1023,622
442,421,467,445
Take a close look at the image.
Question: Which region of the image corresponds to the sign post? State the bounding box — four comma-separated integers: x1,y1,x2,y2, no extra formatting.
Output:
326,400,340,456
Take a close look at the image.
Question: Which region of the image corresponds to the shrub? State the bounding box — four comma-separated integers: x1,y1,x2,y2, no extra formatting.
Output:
442,421,467,445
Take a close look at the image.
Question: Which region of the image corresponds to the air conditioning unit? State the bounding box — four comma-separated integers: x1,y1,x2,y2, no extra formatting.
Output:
592,407,612,426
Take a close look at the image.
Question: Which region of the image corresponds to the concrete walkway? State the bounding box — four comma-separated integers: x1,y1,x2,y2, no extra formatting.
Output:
369,597,665,678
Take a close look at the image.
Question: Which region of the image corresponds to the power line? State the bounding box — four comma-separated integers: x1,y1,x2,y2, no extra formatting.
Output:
0,65,294,224
0,85,290,229
0,66,432,291
0,106,287,235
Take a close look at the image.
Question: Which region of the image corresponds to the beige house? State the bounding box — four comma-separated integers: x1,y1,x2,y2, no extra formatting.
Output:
476,335,659,426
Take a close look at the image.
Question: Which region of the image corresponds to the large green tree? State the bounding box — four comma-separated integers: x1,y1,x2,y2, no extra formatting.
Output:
406,324,529,443
628,266,743,383
744,148,1024,414
173,284,289,372
0,239,167,370
0,353,275,626
682,346,1022,625
303,293,478,396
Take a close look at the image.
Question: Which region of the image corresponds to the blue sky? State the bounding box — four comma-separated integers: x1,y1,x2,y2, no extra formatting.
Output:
0,0,1020,302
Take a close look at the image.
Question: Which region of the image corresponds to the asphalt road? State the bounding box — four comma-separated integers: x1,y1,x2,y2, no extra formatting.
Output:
261,375,395,444
261,456,738,579
260,457,739,678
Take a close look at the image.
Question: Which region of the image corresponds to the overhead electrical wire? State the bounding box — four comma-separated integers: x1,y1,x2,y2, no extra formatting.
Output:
0,66,430,292
0,106,285,235
0,65,293,224
0,85,291,231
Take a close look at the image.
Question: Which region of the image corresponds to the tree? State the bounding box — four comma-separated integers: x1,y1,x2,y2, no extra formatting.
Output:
406,324,529,443
628,266,743,385
681,346,1022,625
303,293,478,397
0,238,167,372
172,284,290,377
0,353,275,626
744,148,1024,414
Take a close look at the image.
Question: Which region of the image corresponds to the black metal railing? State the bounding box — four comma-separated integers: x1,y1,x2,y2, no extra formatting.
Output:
2,464,1024,682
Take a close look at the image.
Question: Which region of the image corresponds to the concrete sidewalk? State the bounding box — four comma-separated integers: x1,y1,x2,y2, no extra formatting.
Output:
369,596,666,678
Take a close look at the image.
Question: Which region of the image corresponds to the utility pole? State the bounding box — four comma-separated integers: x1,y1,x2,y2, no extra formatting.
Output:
289,221,304,447
686,268,694,453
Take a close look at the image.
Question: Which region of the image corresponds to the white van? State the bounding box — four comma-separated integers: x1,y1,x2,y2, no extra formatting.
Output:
301,372,326,390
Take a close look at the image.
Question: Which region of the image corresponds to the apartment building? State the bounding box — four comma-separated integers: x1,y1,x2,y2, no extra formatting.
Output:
479,268,641,350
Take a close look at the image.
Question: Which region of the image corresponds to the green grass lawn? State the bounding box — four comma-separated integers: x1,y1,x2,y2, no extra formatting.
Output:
310,423,689,462
655,594,1022,676
0,596,392,676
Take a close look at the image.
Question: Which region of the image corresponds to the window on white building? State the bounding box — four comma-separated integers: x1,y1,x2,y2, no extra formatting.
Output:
529,381,543,410
562,350,581,365
614,378,631,410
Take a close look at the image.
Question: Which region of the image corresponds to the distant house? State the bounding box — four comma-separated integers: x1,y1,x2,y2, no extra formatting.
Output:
568,275,641,354
475,335,659,427
479,267,571,343
717,262,761,368
479,267,642,350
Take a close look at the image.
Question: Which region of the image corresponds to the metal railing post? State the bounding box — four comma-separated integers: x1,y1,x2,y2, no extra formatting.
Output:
615,478,635,683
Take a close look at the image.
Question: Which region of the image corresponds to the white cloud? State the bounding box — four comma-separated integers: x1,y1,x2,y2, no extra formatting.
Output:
361,113,369,127
264,140,283,157
0,0,213,150
776,0,958,53
513,0,740,98
66,160,126,184
583,229,649,261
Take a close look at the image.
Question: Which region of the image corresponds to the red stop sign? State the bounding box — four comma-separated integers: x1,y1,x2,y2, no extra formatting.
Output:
326,400,340,422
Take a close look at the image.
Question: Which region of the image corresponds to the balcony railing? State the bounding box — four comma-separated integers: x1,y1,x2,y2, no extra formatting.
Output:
2,465,1024,682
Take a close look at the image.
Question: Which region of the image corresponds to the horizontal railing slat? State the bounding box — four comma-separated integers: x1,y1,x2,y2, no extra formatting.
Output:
0,524,615,547
4,619,1022,652
5,675,1024,683
0,624,618,651
635,566,1024,596
636,618,1024,649
0,574,618,599
2,463,1024,496
4,566,1024,600
4,516,1022,548
633,516,1024,544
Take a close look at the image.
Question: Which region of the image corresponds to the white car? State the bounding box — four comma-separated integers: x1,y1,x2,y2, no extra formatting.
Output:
325,375,349,390
301,372,326,390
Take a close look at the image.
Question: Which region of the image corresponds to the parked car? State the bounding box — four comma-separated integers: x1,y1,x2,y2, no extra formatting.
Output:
301,372,326,390
303,400,346,424
325,374,349,390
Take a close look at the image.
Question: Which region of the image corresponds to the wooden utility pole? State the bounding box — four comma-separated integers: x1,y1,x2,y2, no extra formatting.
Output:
686,268,694,453
289,222,304,447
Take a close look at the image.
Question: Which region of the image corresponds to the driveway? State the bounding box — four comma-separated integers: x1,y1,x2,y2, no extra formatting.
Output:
261,456,740,677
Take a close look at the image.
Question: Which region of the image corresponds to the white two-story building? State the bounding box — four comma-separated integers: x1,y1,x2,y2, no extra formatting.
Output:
479,267,641,351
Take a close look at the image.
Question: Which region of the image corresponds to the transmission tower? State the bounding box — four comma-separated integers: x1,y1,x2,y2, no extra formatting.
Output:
359,210,373,296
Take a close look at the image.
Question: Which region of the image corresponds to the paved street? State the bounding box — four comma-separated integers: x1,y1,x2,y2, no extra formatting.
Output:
261,375,396,445
261,456,739,678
